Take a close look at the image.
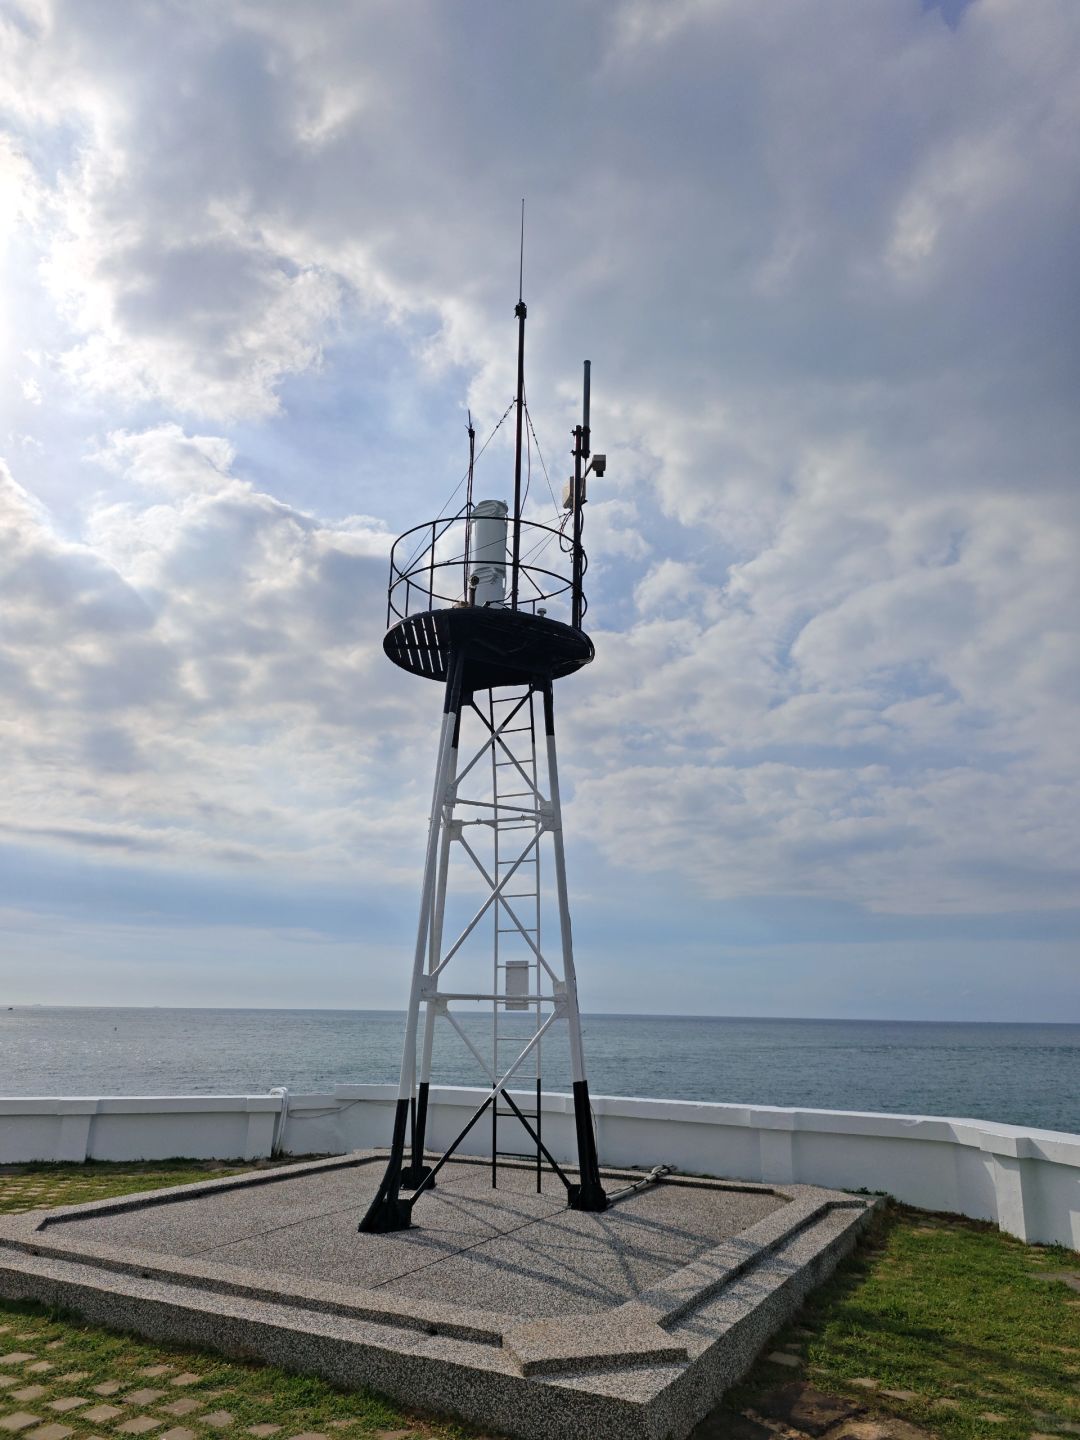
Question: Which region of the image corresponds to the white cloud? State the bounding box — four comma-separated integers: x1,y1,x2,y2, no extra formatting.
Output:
0,439,426,887
560,432,1079,913
0,0,1077,984
91,425,236,495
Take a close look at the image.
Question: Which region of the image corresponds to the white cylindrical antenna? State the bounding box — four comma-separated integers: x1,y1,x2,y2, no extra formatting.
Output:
469,499,508,607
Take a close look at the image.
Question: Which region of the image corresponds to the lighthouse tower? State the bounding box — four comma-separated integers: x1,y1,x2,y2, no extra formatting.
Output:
359,290,609,1234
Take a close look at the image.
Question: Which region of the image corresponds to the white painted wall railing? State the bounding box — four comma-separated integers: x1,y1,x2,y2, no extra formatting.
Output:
0,1085,1076,1250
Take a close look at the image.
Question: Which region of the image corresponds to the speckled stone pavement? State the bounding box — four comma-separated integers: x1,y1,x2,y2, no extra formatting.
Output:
0,1154,879,1440
31,1157,785,1318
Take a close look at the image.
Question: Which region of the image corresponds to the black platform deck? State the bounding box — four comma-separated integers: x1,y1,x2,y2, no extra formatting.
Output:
383,606,594,688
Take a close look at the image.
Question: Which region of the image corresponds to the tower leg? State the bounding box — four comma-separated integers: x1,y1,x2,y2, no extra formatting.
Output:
399,727,458,1191
359,655,465,1233
543,681,607,1213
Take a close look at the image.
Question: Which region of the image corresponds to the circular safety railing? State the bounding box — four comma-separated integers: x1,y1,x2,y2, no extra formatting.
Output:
386,511,588,631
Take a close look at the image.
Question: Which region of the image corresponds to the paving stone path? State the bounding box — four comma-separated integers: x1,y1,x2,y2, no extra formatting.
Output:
690,1380,942,1439
0,1322,435,1440
692,1376,1080,1440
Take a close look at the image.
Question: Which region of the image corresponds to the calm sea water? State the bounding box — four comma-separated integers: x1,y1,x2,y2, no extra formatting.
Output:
0,1008,1077,1134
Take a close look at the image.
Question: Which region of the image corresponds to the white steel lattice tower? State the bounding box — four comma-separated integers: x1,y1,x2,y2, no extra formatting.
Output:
359,295,609,1233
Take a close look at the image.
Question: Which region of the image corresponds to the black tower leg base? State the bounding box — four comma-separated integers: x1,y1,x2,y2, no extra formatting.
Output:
398,1084,435,1191
397,1163,435,1191
358,1097,416,1233
568,1079,608,1212
568,1180,608,1212
357,1194,413,1234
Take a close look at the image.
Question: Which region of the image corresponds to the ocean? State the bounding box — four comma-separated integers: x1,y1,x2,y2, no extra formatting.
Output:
0,1007,1077,1134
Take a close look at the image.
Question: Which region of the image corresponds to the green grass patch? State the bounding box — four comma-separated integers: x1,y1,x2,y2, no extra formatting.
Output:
0,1160,259,1213
724,1200,1080,1438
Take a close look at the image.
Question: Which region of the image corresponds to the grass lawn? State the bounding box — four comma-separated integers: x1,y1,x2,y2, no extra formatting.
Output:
2,1163,1078,1440
723,1201,1080,1439
0,1161,256,1214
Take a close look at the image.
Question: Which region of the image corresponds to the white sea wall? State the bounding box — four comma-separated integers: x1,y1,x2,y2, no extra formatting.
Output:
0,1096,281,1165
0,1085,1076,1249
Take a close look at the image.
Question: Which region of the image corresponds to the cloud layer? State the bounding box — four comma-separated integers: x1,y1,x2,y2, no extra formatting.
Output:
1,0,1077,1012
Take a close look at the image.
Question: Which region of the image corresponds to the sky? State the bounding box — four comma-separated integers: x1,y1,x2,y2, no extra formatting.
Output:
0,0,1077,1021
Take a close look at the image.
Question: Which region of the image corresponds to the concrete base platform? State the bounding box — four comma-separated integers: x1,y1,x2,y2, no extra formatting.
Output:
0,1152,879,1440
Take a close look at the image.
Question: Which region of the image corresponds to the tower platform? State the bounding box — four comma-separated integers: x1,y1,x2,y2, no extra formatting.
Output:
384,605,594,689
0,1151,879,1440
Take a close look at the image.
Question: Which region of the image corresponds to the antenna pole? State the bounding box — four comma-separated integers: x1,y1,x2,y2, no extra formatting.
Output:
463,411,476,599
518,197,525,304
571,360,590,629
510,202,527,610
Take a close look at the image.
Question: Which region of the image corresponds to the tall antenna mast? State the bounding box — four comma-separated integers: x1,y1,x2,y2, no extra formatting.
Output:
462,410,476,599
518,195,525,304
571,361,590,629
510,199,526,610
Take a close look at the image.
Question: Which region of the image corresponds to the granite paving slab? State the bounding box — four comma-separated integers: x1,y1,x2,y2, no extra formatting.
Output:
37,1158,564,1269
508,1181,785,1261
172,1166,787,1314
384,1224,655,1315
388,1186,775,1317
33,1163,391,1260
504,1301,690,1375
158,1160,568,1292
197,1192,554,1290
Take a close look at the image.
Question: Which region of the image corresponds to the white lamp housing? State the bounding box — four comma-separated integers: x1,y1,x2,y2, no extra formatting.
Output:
470,499,508,607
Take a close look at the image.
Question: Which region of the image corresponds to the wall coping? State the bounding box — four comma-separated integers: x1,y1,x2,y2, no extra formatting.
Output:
0,1096,282,1116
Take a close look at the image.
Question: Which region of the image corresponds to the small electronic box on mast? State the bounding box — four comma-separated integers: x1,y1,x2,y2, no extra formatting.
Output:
359,236,613,1235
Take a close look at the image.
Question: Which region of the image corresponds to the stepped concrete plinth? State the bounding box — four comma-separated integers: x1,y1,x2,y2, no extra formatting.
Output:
0,1152,879,1440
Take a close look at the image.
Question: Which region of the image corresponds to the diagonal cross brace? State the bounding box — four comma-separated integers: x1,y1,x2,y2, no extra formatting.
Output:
456,832,560,986
430,830,541,978
450,691,533,796
469,696,546,804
